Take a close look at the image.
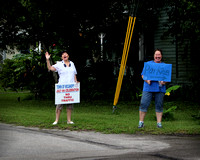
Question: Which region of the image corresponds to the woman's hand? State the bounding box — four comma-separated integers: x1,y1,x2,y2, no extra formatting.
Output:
145,80,151,85
45,52,56,71
45,52,51,60
160,81,166,85
142,75,151,85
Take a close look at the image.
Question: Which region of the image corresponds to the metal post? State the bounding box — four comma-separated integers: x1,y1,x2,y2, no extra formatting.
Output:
38,41,41,54
98,33,106,61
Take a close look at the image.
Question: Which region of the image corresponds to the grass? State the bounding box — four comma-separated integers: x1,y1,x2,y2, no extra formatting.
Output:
0,91,200,135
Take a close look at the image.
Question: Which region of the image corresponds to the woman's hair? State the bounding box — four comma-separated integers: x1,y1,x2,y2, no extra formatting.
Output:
154,48,164,61
60,50,69,56
154,48,163,55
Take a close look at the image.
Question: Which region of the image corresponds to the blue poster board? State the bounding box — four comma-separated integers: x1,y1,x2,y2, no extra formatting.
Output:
142,62,172,82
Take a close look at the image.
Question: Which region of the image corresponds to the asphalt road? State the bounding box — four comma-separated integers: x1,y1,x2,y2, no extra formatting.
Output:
0,123,200,160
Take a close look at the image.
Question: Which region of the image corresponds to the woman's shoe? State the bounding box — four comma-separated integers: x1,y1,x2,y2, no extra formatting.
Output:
52,121,58,125
157,122,162,128
67,121,74,124
138,121,144,128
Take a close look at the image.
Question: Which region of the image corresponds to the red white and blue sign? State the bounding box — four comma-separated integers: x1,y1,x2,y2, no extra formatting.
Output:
55,83,80,104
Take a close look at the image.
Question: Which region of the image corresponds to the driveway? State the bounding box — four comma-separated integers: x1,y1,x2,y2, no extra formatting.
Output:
0,123,200,160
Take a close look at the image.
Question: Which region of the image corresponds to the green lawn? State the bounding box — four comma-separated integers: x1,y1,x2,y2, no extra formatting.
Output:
0,92,200,135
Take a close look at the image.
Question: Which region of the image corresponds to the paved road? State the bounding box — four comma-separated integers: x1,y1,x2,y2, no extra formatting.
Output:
0,123,200,160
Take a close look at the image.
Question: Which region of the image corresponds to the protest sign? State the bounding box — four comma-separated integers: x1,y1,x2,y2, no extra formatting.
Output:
55,83,80,104
142,62,172,82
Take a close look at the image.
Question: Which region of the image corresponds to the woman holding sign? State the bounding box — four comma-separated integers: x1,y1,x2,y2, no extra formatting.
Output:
45,51,78,125
138,49,167,128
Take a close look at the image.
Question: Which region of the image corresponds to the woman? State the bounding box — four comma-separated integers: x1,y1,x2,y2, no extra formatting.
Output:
45,51,78,125
138,49,167,128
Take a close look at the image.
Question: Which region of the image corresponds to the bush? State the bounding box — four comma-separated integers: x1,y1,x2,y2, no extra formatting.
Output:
162,106,177,121
192,111,200,124
0,52,55,99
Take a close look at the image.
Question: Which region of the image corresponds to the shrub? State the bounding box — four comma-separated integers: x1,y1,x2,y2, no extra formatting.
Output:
162,106,177,121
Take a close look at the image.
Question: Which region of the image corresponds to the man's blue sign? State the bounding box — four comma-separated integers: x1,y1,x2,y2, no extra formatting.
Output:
142,62,172,82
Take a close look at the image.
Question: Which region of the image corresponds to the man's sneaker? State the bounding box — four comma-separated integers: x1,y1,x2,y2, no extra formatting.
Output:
157,122,162,128
138,121,144,128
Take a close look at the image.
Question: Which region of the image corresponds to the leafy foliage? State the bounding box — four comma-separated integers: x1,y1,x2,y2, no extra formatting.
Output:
0,0,165,50
164,0,200,44
1,0,200,102
0,59,18,91
192,112,200,120
192,111,200,124
165,85,181,96
163,0,200,67
0,51,56,99
162,106,177,121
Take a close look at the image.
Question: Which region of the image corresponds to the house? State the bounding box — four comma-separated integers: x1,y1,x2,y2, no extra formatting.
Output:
0,42,41,68
0,46,20,67
152,9,198,86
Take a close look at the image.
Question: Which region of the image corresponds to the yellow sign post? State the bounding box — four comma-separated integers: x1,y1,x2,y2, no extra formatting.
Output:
113,16,136,112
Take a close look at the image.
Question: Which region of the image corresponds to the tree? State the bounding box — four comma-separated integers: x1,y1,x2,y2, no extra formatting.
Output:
0,0,167,100
163,0,200,61
0,0,163,50
0,51,56,98
164,0,200,41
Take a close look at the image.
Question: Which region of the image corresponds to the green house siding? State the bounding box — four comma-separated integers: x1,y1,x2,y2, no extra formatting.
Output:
154,10,177,84
153,9,198,85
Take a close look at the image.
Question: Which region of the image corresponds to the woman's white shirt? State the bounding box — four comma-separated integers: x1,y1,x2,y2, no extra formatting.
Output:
52,61,77,84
